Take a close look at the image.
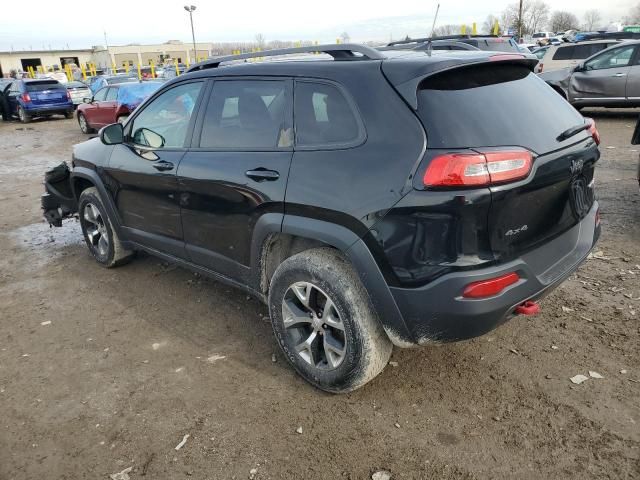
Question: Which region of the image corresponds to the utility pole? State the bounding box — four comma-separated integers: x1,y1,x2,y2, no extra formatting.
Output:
518,0,524,40
184,5,197,62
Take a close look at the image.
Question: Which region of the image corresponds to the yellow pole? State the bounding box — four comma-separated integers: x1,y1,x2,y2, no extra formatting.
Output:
336,38,341,44
185,57,190,68
112,61,117,74
150,60,155,78
174,59,180,76
493,20,500,35
472,22,477,35
137,63,142,80
125,62,130,74
80,64,87,80
461,25,467,34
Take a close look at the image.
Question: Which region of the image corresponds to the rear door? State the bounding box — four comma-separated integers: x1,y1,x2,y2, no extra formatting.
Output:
178,78,293,282
414,62,599,260
5,81,21,115
568,44,636,102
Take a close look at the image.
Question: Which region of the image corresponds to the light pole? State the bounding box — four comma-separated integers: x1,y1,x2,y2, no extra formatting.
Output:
184,5,197,62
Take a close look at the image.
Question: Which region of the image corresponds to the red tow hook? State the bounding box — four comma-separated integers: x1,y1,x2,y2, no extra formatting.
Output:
515,300,540,316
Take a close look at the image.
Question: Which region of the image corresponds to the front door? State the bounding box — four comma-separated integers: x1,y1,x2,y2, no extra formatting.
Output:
95,86,119,126
103,80,206,258
82,87,107,128
569,44,637,103
624,49,640,101
178,78,293,282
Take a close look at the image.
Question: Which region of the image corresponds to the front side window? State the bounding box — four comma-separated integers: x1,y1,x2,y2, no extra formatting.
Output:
199,80,289,149
294,82,362,148
93,88,108,102
130,81,203,149
585,45,636,70
552,46,573,60
105,88,118,101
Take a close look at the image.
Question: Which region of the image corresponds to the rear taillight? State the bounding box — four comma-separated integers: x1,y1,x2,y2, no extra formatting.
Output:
66,90,71,100
423,149,533,187
21,93,31,103
463,272,520,298
585,117,600,145
595,207,601,227
538,63,544,73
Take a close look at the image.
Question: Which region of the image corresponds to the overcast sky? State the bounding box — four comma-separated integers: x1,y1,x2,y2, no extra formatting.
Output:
0,0,635,51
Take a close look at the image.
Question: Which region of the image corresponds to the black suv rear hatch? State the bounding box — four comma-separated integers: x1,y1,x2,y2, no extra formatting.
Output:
403,61,599,261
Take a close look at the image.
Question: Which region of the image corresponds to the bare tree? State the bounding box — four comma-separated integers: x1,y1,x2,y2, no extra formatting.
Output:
433,24,461,36
583,9,601,30
254,33,266,49
501,0,549,35
527,1,550,34
627,3,640,23
340,32,351,43
482,14,500,34
549,11,579,32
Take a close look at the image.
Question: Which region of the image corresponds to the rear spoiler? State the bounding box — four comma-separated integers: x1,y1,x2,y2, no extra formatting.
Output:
387,54,538,110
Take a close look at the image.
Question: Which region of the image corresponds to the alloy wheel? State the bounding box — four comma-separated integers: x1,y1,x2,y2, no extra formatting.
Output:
281,281,347,370
79,114,88,133
83,202,109,257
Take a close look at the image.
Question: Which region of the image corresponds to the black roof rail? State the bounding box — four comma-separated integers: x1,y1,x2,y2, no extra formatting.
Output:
388,34,500,46
187,43,386,72
579,31,640,41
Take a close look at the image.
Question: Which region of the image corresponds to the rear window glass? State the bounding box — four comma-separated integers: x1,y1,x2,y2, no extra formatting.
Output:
416,64,585,153
552,46,574,60
26,81,63,92
479,39,519,52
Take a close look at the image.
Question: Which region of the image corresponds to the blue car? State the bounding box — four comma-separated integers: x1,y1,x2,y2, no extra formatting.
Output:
88,75,139,94
3,79,73,123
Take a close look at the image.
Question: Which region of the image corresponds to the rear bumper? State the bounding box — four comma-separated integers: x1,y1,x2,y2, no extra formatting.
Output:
41,163,78,227
388,202,600,344
25,103,73,115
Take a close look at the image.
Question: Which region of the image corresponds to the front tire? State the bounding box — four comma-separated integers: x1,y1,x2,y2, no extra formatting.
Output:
269,248,392,393
77,112,93,133
78,187,133,268
18,106,31,123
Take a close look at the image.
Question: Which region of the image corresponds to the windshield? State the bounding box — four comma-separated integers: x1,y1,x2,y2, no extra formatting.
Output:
416,63,586,154
25,80,64,92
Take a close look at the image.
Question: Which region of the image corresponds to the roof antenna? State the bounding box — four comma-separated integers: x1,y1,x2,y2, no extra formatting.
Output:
427,3,440,56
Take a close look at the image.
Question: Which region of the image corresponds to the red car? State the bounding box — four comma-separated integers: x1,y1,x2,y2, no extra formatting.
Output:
76,81,162,133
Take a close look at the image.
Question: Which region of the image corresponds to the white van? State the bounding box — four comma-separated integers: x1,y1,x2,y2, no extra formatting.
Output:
537,40,620,73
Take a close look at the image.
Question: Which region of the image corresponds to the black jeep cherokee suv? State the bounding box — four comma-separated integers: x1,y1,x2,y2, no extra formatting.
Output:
42,44,601,392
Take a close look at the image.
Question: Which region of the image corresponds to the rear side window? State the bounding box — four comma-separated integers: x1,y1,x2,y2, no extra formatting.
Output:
294,82,363,148
199,80,289,149
26,80,63,92
552,46,573,60
416,63,585,154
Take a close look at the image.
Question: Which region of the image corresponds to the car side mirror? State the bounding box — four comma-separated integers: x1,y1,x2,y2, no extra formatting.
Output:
100,123,124,145
83,97,92,104
132,128,165,149
574,64,584,72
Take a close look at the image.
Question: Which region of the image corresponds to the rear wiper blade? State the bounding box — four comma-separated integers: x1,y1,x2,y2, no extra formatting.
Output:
556,122,589,142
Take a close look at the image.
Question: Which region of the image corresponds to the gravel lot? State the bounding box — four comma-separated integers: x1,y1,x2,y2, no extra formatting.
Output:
0,111,638,480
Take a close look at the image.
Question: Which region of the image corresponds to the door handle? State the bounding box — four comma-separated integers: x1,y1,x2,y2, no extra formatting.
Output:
612,73,626,77
245,168,280,181
153,160,174,171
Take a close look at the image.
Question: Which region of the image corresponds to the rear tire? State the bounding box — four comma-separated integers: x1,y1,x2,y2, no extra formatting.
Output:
18,106,31,123
64,110,74,119
78,187,133,268
268,248,392,393
77,113,93,134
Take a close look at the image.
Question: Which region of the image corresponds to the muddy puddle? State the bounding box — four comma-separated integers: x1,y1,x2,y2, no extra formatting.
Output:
7,219,84,264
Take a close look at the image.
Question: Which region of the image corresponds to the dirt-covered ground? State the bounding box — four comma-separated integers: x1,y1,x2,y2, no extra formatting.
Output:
0,111,638,480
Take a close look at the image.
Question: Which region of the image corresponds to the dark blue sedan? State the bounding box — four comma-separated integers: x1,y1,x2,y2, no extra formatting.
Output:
3,79,74,123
